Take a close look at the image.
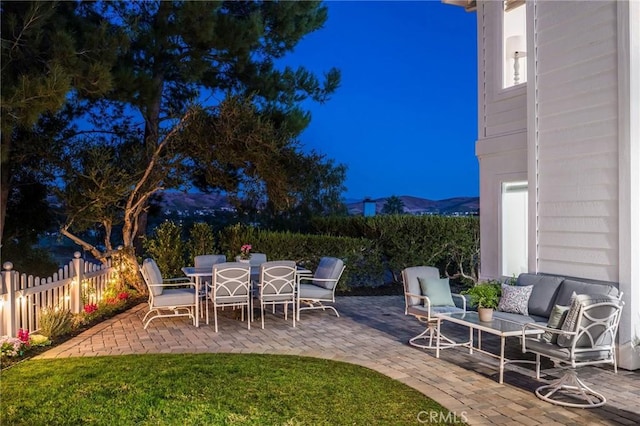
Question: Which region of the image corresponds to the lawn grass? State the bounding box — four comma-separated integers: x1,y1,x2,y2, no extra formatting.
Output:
1,353,458,425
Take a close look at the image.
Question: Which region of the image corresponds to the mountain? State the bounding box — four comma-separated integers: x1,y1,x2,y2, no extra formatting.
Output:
346,195,479,216
159,191,231,212
157,192,478,216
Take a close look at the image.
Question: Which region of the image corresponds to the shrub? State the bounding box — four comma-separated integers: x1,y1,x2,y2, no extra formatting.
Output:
142,220,185,277
0,337,26,357
217,224,383,289
39,307,73,340
29,334,51,347
311,215,480,285
187,222,216,261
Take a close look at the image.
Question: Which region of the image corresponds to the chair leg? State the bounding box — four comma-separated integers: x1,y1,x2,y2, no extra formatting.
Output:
246,300,251,330
214,304,219,333
297,300,340,319
409,319,460,351
535,369,606,408
205,297,210,325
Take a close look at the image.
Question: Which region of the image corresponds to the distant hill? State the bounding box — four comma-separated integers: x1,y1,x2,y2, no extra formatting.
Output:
158,192,478,216
346,195,479,216
159,191,231,212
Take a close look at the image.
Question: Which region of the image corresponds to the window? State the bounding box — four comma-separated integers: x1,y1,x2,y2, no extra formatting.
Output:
502,181,528,276
503,0,527,88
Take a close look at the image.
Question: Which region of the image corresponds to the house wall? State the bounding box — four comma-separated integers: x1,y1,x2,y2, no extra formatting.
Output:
474,0,639,369
476,0,528,279
529,0,639,369
532,0,620,281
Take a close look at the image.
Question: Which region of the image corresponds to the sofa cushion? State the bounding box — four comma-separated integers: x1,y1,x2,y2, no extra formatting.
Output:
555,279,619,307
542,304,570,344
498,284,533,315
517,273,564,318
418,277,455,307
492,311,547,325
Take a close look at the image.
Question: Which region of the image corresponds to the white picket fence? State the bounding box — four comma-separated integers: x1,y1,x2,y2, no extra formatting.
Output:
0,252,117,337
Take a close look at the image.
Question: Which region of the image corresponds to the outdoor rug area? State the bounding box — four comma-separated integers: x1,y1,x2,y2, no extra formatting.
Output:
35,296,640,425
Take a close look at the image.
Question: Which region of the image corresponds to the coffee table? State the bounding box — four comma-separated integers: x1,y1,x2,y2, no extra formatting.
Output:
435,311,544,383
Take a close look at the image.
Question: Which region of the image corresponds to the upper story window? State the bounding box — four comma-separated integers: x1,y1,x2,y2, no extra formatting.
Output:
503,0,527,88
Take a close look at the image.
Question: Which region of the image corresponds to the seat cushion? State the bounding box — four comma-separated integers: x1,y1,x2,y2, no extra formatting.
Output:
516,273,564,317
525,338,613,363
213,295,249,304
153,288,195,308
417,277,455,307
298,283,333,301
554,279,619,307
407,305,464,318
498,284,533,315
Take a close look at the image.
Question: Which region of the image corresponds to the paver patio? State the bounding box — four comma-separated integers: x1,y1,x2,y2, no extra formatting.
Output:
35,296,640,425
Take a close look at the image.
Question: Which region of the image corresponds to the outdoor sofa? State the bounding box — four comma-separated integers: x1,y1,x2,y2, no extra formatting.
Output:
493,273,619,326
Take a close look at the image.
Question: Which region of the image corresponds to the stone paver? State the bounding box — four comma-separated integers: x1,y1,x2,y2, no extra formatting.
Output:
34,296,640,425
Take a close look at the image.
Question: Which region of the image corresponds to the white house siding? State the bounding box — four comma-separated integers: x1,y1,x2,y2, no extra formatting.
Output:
533,0,619,281
476,1,528,279
480,2,528,139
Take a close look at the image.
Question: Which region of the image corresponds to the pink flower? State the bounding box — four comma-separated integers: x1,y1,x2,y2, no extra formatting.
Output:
17,328,30,344
117,292,129,300
240,244,252,259
84,303,98,314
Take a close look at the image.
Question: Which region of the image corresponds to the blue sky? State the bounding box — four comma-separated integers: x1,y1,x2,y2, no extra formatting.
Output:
284,1,478,201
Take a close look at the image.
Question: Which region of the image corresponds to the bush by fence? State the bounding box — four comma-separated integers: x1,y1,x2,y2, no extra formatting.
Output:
142,215,479,289
311,215,480,284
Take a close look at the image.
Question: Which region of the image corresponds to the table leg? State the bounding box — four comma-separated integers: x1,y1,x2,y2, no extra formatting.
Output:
436,319,441,358
195,276,199,327
499,335,505,384
468,327,473,354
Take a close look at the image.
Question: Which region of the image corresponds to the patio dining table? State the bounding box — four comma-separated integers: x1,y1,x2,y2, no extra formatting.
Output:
181,264,312,316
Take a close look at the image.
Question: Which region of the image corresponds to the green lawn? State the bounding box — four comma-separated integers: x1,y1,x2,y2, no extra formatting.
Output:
1,353,458,425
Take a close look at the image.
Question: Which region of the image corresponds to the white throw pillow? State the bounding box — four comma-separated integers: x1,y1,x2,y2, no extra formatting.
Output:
497,284,533,315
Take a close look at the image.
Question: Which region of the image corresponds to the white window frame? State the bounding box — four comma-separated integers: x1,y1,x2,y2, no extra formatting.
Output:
500,181,528,278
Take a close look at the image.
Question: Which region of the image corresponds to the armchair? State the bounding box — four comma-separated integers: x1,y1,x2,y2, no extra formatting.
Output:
297,257,345,321
401,266,466,352
139,258,198,329
521,293,624,408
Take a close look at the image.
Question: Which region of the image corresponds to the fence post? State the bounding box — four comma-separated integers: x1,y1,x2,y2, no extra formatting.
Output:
1,262,17,337
71,252,83,314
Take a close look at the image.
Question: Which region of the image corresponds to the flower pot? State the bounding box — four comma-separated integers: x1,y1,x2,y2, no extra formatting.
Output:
478,307,494,322
238,258,250,264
